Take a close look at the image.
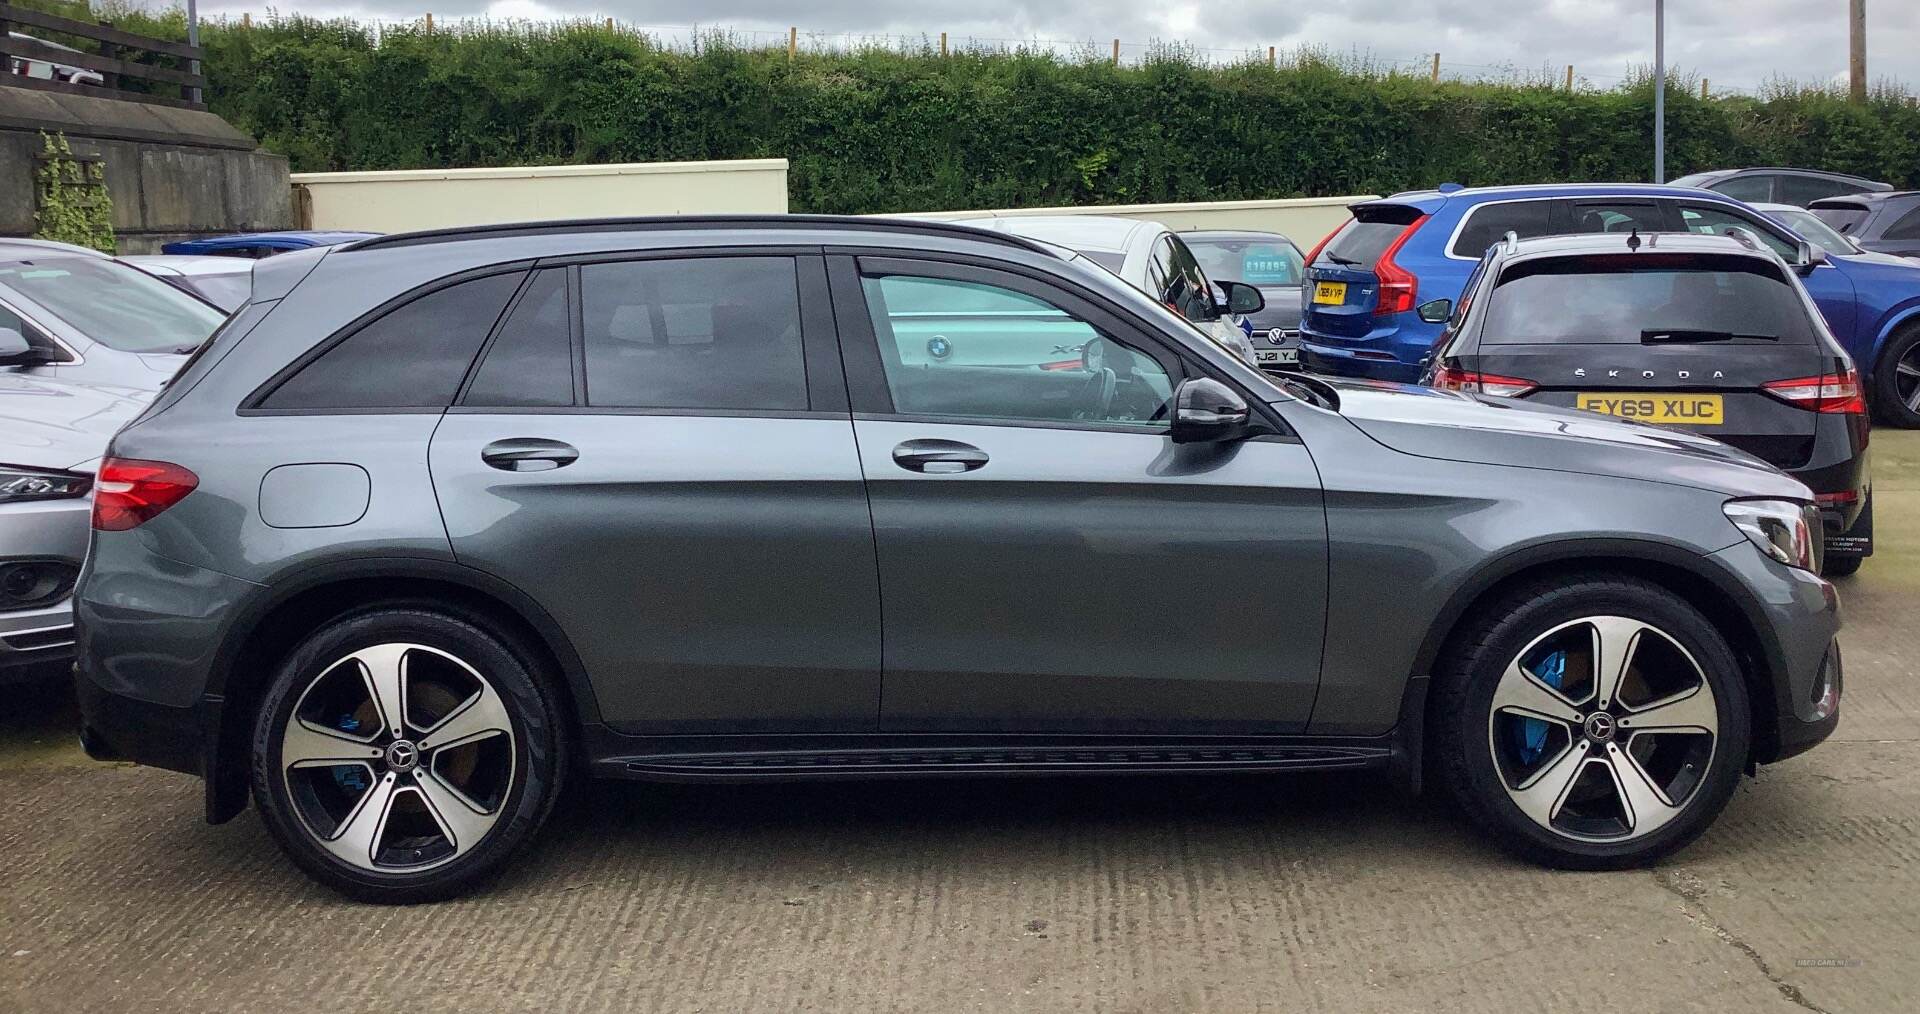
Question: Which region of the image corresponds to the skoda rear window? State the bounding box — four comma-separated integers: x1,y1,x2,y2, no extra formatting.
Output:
1315,206,1422,270
1481,255,1817,346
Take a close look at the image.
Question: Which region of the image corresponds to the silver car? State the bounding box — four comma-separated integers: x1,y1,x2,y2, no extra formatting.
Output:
122,255,256,313
1,251,225,680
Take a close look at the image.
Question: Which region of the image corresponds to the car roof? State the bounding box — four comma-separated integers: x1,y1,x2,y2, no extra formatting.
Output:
119,254,256,276
1383,182,1751,205
1499,231,1777,263
1179,229,1301,246
959,215,1154,253
1809,190,1918,206
0,237,113,260
162,231,381,253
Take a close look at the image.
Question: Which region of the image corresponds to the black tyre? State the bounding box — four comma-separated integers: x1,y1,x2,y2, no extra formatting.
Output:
1431,574,1750,870
249,607,566,903
1822,554,1864,578
1872,324,1920,428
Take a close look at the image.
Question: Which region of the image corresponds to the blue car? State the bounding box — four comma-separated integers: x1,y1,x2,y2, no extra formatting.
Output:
159,230,379,259
1298,183,1920,426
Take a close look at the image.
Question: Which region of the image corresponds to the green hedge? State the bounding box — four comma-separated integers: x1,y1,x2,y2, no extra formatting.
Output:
88,10,1920,214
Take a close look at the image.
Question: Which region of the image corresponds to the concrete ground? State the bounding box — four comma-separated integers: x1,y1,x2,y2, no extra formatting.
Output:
3,435,1917,1014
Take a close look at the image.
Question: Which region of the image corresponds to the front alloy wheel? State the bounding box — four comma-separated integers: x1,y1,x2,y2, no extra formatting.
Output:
1489,617,1717,843
251,608,563,902
1433,575,1750,869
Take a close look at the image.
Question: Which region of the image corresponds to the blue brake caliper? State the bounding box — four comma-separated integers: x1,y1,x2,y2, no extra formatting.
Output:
1516,650,1567,766
330,712,369,794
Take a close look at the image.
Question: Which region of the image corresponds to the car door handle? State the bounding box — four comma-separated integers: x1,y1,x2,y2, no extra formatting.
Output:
481,438,579,472
891,439,989,474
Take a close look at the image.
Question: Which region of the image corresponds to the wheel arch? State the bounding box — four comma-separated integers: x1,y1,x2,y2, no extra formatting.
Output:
202,556,601,824
1409,538,1791,776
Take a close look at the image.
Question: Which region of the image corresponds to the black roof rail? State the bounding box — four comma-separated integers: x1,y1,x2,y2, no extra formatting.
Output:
340,214,1064,257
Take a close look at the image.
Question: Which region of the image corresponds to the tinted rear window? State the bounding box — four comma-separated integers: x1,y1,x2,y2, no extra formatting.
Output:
261,272,523,409
1450,201,1554,258
1811,204,1870,235
1318,222,1407,271
1186,237,1304,286
1482,256,1817,346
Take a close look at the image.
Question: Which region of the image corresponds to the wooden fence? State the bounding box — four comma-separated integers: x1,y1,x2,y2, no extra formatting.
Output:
0,3,203,109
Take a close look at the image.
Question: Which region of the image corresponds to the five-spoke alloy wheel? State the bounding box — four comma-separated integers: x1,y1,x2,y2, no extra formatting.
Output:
251,608,564,903
1435,575,1750,869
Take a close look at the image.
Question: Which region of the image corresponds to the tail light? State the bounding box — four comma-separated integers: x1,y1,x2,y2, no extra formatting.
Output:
1431,365,1537,398
1761,369,1866,414
1373,216,1428,316
91,458,198,531
1814,490,1860,506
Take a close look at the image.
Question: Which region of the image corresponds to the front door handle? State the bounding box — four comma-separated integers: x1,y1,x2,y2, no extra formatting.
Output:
481,438,579,472
891,438,989,474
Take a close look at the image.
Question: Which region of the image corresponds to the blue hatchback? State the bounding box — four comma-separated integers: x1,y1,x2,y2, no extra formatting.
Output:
1298,183,1920,426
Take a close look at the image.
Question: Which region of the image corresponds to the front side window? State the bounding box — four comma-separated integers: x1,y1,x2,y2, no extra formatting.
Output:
1482,256,1818,346
0,257,224,353
1450,201,1555,257
862,271,1173,428
1677,205,1798,260
580,257,807,411
262,272,524,410
1162,236,1220,323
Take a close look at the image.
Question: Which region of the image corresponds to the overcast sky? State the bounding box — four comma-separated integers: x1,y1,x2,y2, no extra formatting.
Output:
189,1,1919,94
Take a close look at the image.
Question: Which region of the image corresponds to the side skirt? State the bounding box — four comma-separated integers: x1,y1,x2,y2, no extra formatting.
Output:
588,736,1395,783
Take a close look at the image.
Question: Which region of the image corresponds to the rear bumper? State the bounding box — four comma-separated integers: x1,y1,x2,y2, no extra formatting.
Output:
1298,340,1425,383
75,662,214,778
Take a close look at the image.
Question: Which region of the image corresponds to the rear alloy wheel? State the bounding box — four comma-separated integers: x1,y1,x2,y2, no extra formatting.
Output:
1873,326,1920,428
251,609,563,902
1434,576,1749,869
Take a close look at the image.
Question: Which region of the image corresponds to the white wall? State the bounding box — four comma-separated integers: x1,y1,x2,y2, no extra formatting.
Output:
291,159,789,232
905,195,1378,245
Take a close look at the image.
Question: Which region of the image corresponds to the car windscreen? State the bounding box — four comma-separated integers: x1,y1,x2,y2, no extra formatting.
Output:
1185,238,1304,286
1810,203,1870,235
1482,255,1818,346
0,257,225,352
1770,209,1860,256
181,273,251,313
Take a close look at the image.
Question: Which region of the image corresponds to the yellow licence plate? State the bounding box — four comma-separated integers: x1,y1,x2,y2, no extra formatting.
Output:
1312,281,1347,305
1576,392,1724,425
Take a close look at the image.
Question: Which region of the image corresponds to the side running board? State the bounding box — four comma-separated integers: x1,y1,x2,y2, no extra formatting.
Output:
599,744,1393,782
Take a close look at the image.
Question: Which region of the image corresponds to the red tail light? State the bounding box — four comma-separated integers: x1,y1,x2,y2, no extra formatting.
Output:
91,458,198,531
1431,365,1537,398
1814,489,1860,506
1372,216,1428,317
1761,369,1866,414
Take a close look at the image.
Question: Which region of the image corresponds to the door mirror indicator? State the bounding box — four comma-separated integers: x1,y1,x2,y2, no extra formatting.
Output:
1416,298,1453,324
1170,378,1251,444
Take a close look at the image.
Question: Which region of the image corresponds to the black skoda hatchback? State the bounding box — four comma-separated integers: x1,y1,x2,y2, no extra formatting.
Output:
1422,232,1871,575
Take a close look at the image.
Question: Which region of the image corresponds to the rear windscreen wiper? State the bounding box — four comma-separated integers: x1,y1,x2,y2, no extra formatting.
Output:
1640,329,1778,344
1323,253,1361,267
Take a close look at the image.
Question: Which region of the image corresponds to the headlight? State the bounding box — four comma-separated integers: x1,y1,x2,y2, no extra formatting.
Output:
0,466,92,505
1724,499,1816,571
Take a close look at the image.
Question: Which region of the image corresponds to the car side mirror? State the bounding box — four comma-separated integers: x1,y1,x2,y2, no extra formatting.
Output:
0,327,40,366
1416,298,1453,324
1795,238,1827,274
1219,280,1266,315
1170,378,1251,444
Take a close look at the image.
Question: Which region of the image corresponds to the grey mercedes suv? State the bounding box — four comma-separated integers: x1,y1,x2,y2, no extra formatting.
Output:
74,217,1842,903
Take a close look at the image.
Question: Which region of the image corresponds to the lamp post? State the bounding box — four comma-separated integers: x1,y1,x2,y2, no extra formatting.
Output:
186,0,201,105
1653,0,1665,183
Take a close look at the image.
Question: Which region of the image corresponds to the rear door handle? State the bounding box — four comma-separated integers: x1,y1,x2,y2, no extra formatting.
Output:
481,438,579,472
891,438,989,474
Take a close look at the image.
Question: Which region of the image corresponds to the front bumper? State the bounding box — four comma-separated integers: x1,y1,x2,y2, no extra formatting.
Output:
0,496,91,681
1706,541,1843,764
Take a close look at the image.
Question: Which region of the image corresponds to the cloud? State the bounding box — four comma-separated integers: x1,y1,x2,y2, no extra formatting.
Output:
183,0,1917,93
